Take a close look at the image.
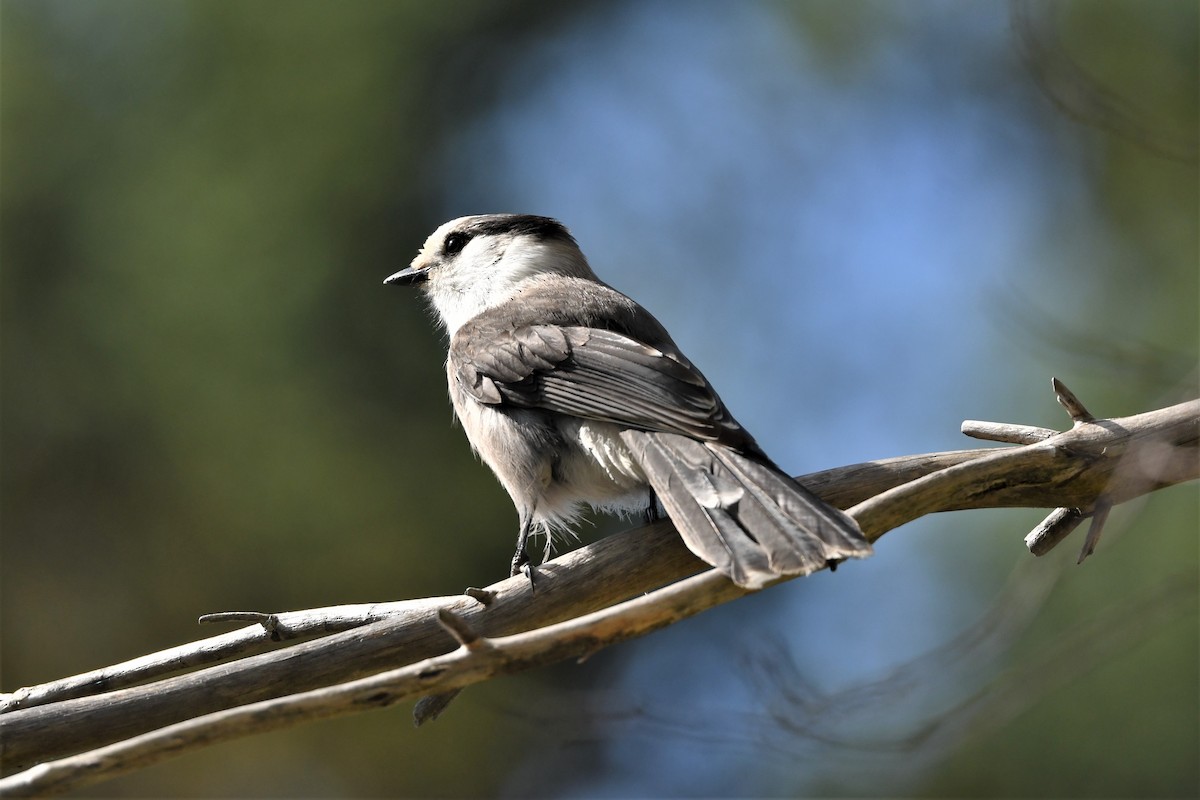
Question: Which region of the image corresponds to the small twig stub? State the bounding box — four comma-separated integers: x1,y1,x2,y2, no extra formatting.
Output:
1026,507,1087,556
1052,377,1096,423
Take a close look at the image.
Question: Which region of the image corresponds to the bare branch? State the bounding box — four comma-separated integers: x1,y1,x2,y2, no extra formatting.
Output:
3,570,740,796
1,396,1195,795
961,420,1057,444
1052,377,1096,423
0,599,457,714
848,399,1198,539
1024,507,1087,555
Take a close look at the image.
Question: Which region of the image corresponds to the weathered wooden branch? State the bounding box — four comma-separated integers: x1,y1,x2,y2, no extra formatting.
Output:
1,387,1196,796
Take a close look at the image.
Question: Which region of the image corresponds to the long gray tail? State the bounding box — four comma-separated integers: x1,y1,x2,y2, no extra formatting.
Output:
621,430,871,589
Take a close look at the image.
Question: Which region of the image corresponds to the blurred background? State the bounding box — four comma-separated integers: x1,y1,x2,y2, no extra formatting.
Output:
2,0,1196,796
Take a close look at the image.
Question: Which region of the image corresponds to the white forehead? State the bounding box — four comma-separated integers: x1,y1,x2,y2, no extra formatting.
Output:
420,215,477,252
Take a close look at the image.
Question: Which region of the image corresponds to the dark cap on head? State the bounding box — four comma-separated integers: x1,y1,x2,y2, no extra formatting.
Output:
467,214,576,245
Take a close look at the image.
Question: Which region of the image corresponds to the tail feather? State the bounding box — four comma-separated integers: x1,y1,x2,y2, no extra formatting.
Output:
710,446,867,563
626,431,773,588
621,430,871,589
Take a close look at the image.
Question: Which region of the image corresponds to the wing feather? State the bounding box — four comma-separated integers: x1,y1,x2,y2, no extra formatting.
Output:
452,323,746,446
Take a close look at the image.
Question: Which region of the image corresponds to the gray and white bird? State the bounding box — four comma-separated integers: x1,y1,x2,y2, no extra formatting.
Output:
386,214,871,589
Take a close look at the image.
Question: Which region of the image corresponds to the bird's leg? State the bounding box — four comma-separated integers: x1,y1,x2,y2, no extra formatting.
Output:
644,487,661,524
510,511,538,593
510,513,533,577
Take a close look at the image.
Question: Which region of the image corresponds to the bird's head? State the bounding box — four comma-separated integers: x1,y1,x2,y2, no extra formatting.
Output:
386,214,596,334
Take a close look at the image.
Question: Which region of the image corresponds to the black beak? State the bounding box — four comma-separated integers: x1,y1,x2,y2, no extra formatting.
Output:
384,266,428,286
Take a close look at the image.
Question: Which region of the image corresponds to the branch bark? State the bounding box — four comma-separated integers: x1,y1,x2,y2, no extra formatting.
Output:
2,394,1196,796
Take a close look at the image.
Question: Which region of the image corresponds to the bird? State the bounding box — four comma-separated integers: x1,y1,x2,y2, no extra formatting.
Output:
385,214,871,589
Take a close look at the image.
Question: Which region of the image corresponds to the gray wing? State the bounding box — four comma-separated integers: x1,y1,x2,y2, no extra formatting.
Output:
450,322,758,451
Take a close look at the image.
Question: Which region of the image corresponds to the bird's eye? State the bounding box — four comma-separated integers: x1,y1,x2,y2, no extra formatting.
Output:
443,232,470,255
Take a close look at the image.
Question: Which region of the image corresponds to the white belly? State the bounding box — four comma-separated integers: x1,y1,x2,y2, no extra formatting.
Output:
450,379,649,531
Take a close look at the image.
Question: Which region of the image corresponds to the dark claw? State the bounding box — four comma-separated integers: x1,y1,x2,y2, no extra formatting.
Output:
522,562,538,595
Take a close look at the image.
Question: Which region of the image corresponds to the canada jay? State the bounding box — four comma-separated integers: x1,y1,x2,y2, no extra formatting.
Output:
386,214,871,589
